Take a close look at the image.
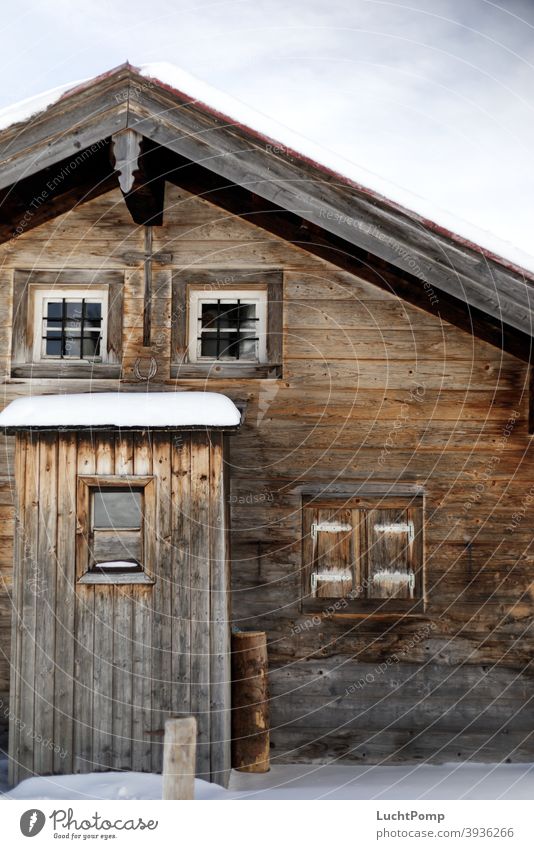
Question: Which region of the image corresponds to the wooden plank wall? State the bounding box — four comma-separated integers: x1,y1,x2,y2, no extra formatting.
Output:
7,430,230,784
0,184,533,769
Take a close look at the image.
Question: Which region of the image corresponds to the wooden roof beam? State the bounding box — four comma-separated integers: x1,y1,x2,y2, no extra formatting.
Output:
161,150,534,364
0,140,117,243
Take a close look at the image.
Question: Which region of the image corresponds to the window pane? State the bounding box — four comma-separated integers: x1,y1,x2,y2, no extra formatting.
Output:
45,338,62,357
200,336,219,358
63,336,81,358
46,302,63,320
81,334,101,358
93,489,142,529
218,304,240,329
65,301,83,320
65,303,84,330
85,302,102,320
238,336,257,359
201,304,219,328
237,303,257,330
217,333,240,358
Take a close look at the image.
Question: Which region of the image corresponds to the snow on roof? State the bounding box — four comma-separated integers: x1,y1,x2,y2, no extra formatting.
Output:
1,61,534,276
0,392,241,429
0,78,87,132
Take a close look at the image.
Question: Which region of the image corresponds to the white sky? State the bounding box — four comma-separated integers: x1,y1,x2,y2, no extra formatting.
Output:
1,0,533,258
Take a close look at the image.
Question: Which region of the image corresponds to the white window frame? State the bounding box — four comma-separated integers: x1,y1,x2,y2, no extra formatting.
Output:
187,288,268,364
32,288,109,363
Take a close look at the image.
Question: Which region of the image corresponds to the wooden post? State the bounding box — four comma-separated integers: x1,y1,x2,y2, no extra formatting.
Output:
162,716,197,799
231,631,270,773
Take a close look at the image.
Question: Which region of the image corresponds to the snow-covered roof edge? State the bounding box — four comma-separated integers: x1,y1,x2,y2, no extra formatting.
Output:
0,61,533,280
0,392,242,430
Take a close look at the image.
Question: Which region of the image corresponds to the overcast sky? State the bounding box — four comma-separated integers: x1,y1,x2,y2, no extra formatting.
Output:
1,0,533,258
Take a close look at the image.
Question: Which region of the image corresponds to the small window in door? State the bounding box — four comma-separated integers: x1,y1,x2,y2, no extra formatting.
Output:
76,475,156,585
302,496,424,612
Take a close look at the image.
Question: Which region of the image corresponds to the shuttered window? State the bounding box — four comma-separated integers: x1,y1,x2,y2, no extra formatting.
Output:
302,497,423,610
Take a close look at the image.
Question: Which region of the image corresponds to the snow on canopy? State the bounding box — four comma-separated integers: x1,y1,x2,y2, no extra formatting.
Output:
0,62,533,277
0,392,241,429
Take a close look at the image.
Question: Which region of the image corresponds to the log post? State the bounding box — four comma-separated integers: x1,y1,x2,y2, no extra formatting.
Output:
231,630,270,773
162,716,197,799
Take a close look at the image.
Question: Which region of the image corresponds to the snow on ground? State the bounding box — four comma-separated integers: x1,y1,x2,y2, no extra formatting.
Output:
0,392,241,429
0,61,533,276
2,760,534,800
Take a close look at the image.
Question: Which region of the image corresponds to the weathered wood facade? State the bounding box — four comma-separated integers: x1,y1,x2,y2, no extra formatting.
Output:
0,65,533,781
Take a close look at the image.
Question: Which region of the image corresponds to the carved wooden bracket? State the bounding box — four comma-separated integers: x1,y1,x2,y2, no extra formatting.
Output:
111,130,166,226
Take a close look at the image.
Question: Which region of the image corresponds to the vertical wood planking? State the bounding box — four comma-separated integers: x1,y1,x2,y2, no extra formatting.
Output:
73,434,95,772
109,433,133,771
93,434,114,770
131,584,152,771
118,433,150,771
133,432,154,770
16,434,39,781
151,433,173,773
34,434,58,775
209,434,231,785
54,432,77,774
111,582,133,770
171,434,191,718
189,434,211,779
8,434,26,785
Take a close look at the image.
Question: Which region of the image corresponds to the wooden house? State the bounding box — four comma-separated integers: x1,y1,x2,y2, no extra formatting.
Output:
0,63,533,785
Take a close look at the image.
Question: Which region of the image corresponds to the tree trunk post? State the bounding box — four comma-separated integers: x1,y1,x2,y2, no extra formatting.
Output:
231,630,270,773
162,716,197,799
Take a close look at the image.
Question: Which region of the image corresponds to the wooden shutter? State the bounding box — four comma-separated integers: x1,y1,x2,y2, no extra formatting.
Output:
304,506,354,598
364,506,418,599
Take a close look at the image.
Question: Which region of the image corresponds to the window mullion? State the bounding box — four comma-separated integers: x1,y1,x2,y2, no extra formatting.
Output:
80,298,86,359
60,298,66,359
236,299,241,361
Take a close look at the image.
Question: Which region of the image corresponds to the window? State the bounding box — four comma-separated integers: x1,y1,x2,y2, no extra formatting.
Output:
302,494,424,613
11,270,123,378
90,487,143,572
188,290,267,363
171,270,283,378
32,289,108,363
76,475,155,585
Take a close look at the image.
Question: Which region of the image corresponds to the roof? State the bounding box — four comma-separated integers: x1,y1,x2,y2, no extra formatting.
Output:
0,61,531,278
0,62,532,359
0,392,242,431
